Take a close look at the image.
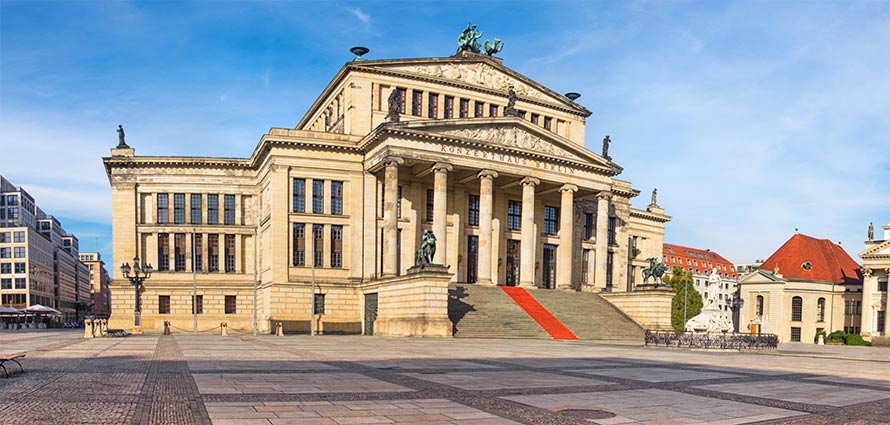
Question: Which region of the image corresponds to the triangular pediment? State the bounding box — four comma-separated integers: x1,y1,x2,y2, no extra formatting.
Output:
861,240,890,258
740,269,786,284
352,55,590,114
390,118,618,171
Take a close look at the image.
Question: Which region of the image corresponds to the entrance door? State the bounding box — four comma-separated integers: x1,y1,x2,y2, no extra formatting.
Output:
505,240,520,286
542,244,557,289
364,293,378,335
466,235,479,283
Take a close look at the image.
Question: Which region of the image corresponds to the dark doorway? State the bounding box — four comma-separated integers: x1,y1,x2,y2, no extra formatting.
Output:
467,235,479,283
364,293,378,335
542,244,557,289
505,239,520,286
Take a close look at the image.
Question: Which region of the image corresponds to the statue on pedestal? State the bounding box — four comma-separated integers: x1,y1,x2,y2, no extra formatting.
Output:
684,268,733,333
641,257,668,285
415,230,437,267
868,222,874,241
116,125,129,148
386,89,401,123
456,21,483,54
504,86,518,117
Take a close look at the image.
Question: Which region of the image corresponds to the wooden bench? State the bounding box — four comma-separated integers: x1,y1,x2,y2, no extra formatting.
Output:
0,353,25,378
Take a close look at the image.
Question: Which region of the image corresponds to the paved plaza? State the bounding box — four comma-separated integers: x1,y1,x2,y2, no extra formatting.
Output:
0,330,889,424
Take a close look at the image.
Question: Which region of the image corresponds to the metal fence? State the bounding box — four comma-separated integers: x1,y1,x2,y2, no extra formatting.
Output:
644,330,778,350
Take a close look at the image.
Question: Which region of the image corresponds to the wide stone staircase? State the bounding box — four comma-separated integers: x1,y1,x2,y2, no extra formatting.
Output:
449,284,549,339
449,283,644,342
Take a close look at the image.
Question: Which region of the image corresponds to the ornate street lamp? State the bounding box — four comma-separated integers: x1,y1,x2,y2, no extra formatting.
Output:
120,256,152,334
729,286,744,333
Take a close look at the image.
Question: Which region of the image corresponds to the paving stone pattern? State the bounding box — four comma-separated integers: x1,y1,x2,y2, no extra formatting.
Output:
1,330,889,424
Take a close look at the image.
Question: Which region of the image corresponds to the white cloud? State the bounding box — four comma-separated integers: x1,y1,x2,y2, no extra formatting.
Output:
347,7,371,28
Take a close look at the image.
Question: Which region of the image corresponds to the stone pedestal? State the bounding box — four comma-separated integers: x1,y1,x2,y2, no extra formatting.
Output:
601,286,674,331
364,264,453,337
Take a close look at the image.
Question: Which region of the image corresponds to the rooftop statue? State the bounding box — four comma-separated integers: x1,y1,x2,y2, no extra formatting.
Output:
484,38,503,56
386,89,401,123
602,135,612,160
116,125,129,148
504,86,518,117
651,188,658,206
868,222,874,241
457,20,484,54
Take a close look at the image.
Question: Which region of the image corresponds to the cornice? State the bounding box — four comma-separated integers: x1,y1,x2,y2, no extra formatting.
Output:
629,208,672,223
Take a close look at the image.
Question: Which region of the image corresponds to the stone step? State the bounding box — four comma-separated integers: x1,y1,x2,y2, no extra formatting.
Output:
528,289,644,342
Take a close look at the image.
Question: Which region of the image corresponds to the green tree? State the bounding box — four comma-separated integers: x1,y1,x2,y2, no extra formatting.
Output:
664,266,703,333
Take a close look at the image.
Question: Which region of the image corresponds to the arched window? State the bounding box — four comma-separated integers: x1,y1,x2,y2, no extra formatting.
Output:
756,295,764,316
817,297,825,322
791,296,803,322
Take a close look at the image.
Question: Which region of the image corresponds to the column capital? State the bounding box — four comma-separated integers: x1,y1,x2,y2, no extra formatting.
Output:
478,169,499,180
432,162,453,173
560,184,579,193
520,177,540,187
596,191,612,201
863,268,873,277
383,156,404,168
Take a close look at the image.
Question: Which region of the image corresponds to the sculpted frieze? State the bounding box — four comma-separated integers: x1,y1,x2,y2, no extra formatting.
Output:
387,63,549,102
434,126,582,161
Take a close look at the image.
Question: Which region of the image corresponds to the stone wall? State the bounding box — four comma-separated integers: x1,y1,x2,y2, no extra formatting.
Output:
601,286,674,331
364,266,452,337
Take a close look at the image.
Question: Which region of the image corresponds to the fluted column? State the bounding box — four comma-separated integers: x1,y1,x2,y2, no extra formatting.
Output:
382,157,403,277
432,163,452,265
861,269,877,336
477,170,498,285
594,191,611,290
557,184,578,290
519,177,540,288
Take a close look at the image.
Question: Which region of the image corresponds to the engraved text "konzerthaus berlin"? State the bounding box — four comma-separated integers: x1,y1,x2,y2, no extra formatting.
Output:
441,145,576,175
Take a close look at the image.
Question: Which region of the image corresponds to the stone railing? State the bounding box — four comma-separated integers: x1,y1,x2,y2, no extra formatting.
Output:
644,330,778,350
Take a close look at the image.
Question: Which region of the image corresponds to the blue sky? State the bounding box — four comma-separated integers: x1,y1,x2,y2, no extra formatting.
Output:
1,1,888,269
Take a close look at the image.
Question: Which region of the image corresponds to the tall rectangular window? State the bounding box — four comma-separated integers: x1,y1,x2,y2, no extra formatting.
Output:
207,195,219,225
790,327,801,342
444,96,454,118
292,223,305,266
174,233,186,271
425,189,434,222
428,93,438,118
331,225,343,268
331,181,343,215
224,234,235,272
293,178,306,212
543,116,552,130
0,232,8,243
397,186,402,219
225,295,237,314
607,216,617,244
312,180,324,214
192,295,203,314
412,90,422,116
530,113,540,125
313,224,324,267
158,296,170,314
468,194,480,226
173,193,185,224
459,98,469,118
157,194,169,224
396,87,406,113
193,234,203,272
208,234,219,272
224,195,235,225
606,252,614,287
474,101,484,118
583,213,594,240
507,200,521,231
190,194,202,224
878,311,886,333
791,296,803,321
543,206,559,235
489,104,498,117
157,233,170,271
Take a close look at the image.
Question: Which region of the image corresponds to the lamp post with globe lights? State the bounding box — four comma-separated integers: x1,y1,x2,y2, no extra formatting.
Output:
120,257,152,334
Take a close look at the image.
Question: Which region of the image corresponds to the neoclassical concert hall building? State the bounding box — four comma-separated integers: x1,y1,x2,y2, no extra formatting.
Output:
104,47,670,334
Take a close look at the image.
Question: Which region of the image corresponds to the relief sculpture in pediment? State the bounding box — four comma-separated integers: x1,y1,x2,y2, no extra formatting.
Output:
393,63,548,102
437,126,578,160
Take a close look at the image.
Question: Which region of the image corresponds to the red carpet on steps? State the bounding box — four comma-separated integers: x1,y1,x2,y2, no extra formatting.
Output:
500,287,578,340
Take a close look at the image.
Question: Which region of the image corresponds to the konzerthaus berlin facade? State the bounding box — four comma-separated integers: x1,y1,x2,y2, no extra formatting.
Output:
104,49,670,334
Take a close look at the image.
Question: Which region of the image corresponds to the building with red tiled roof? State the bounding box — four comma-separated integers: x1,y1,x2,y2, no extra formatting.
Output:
740,233,863,343
662,243,741,331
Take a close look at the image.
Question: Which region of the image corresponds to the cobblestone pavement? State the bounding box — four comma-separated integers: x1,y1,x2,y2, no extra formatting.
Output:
1,330,889,424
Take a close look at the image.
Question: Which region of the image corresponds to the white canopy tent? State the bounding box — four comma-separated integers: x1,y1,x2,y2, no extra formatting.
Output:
24,304,62,316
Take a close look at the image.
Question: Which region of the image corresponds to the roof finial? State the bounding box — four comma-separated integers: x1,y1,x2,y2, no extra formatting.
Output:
116,125,129,148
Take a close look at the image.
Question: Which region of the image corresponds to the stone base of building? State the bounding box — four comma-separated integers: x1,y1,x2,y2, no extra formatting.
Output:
601,286,674,331
364,265,453,337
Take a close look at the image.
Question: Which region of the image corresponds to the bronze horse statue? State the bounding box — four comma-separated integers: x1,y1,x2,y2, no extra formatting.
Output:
642,257,669,285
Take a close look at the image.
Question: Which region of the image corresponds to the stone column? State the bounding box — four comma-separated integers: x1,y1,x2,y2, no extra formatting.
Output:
477,170,498,285
432,163,452,265
557,184,578,290
382,157,403,277
594,191,611,290
862,270,876,336
519,177,540,288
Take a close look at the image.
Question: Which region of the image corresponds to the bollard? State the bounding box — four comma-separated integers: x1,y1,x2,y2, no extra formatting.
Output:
83,319,94,339
818,334,825,345
276,322,284,336
220,322,228,337
163,321,171,336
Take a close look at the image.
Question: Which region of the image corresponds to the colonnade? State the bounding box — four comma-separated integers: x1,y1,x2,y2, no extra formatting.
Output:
379,157,614,290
